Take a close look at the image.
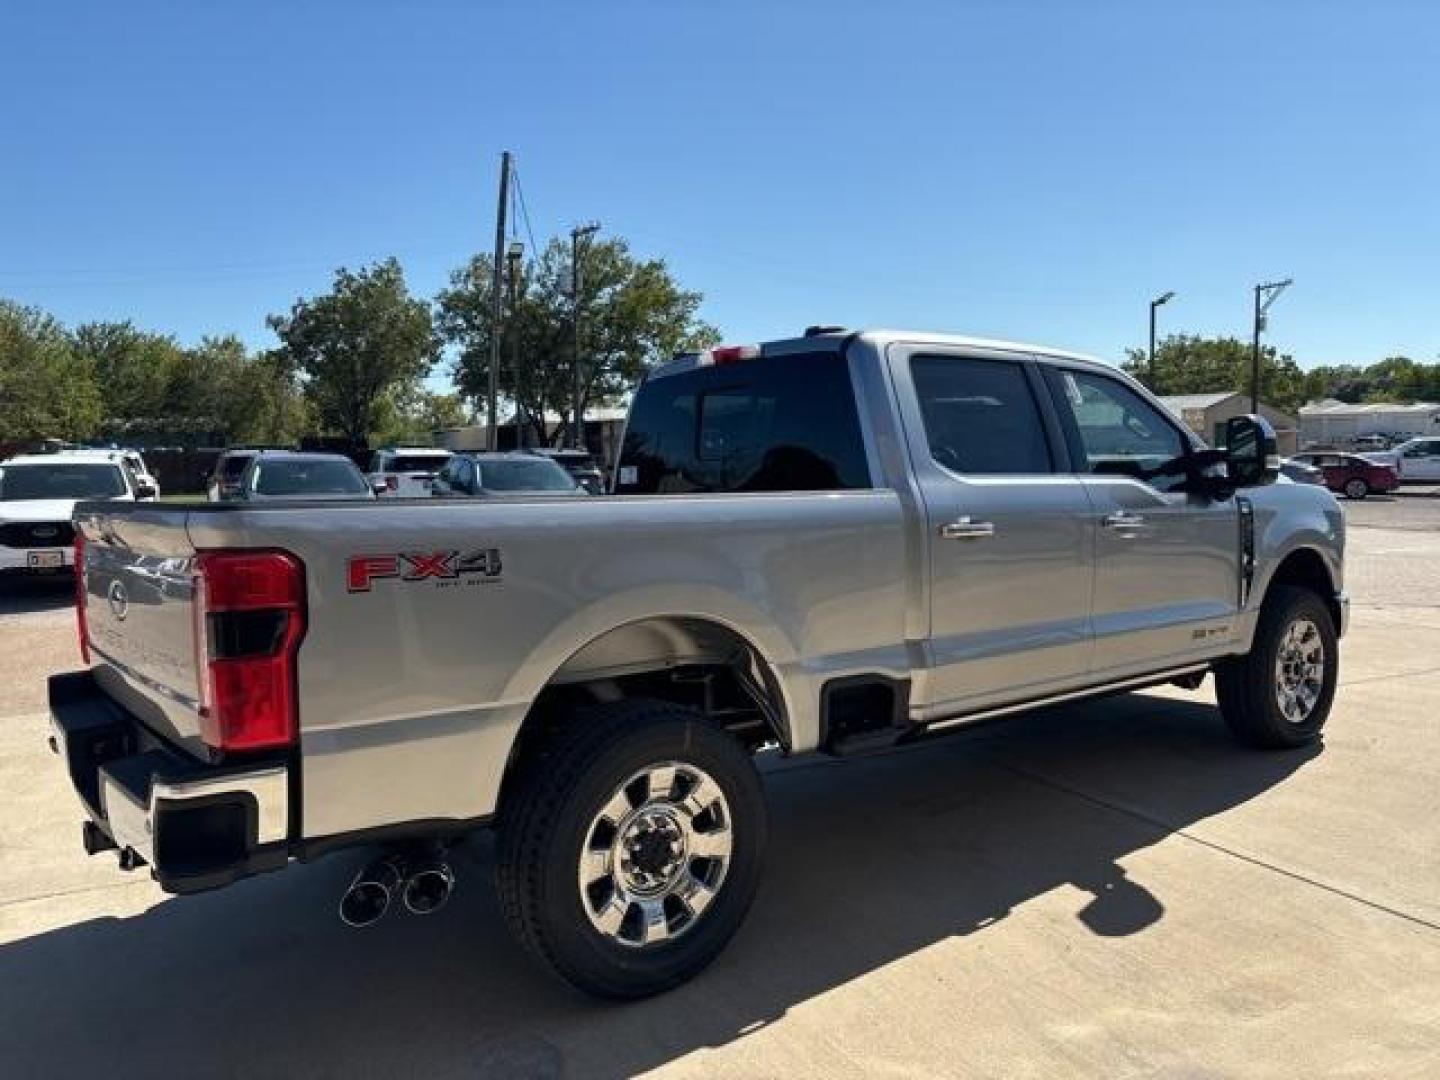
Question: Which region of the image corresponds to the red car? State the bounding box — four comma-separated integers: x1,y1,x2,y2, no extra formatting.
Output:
1290,452,1400,499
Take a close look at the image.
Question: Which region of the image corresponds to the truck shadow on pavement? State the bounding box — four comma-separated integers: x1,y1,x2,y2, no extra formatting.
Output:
0,578,74,616
0,692,1317,1078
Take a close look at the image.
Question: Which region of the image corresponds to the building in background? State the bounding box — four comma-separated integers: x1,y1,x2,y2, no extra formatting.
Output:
1298,400,1440,448
1158,393,1300,454
436,405,629,466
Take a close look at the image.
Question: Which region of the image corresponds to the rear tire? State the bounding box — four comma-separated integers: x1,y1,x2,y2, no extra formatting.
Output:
495,699,767,999
1216,585,1338,749
1344,477,1369,499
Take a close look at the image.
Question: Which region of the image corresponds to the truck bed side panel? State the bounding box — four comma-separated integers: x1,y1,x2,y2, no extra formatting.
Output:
181,492,910,840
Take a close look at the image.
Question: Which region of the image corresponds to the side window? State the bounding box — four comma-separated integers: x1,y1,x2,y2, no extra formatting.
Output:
1046,368,1188,489
616,352,870,494
909,354,1053,475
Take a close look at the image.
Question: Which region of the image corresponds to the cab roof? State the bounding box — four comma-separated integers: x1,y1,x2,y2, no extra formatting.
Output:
650,327,1113,380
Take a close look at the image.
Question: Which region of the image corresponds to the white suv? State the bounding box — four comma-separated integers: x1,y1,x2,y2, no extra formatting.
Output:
367,447,453,498
0,451,154,576
66,448,162,498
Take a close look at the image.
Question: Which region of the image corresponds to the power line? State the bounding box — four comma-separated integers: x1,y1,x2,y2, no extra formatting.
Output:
510,162,541,258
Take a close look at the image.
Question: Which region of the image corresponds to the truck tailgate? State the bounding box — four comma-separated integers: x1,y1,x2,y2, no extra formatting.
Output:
76,504,206,754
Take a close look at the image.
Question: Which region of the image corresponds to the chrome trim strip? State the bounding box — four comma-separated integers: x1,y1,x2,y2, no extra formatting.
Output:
152,766,290,845
922,664,1209,734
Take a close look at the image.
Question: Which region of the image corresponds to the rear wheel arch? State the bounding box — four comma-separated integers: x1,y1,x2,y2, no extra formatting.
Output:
496,616,791,820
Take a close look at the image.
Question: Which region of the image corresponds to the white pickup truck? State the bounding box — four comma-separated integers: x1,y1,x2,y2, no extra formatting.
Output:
49,329,1346,998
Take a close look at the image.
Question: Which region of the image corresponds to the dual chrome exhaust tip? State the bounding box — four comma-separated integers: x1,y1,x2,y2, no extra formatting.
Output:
339,850,456,928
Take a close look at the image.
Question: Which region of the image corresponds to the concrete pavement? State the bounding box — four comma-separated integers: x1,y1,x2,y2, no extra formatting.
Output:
0,504,1437,1078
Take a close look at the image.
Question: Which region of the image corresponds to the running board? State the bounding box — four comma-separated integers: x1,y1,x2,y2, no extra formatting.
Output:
920,664,1210,735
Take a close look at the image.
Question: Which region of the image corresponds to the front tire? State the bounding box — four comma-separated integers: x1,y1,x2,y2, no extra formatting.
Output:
1216,585,1338,749
495,700,767,999
1343,477,1369,499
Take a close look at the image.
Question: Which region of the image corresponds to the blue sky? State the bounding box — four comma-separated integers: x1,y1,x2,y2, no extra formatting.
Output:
2,1,1437,383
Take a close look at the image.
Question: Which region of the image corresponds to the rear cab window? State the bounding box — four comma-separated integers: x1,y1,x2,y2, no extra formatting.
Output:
616,352,870,494
383,454,451,473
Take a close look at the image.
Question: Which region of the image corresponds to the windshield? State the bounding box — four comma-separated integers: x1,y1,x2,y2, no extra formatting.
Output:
251,459,369,496
386,454,451,473
221,454,254,479
0,464,127,501
476,459,578,492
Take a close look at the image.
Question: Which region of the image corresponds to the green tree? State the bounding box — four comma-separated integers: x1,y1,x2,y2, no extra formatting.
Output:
71,320,185,429
1123,334,1308,414
436,235,719,445
0,300,102,441
371,388,469,446
1295,357,1440,405
268,258,438,445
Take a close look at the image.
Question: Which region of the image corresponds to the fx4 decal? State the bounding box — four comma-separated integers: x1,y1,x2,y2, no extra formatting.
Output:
347,548,503,593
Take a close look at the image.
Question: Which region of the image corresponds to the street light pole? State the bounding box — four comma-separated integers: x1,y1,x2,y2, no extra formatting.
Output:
570,222,600,450
1250,278,1294,412
1148,291,1175,388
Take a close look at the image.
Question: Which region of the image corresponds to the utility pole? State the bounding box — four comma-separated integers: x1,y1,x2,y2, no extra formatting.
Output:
506,240,525,448
1250,278,1293,412
1148,291,1175,388
570,222,600,450
487,151,511,451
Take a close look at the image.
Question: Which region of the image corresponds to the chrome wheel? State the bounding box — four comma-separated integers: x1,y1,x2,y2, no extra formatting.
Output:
578,761,733,948
1274,618,1325,723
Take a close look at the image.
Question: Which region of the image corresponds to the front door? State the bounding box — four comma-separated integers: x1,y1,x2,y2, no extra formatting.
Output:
893,346,1095,718
1041,365,1240,676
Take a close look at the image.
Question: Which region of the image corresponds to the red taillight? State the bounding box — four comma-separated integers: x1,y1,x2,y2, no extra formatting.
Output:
75,532,90,664
194,550,305,753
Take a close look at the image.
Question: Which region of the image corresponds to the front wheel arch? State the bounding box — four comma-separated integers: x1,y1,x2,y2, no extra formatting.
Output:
1256,547,1342,636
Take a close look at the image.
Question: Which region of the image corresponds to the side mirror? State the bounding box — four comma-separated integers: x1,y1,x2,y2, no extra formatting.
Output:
370,480,388,495
1224,414,1280,488
135,482,158,500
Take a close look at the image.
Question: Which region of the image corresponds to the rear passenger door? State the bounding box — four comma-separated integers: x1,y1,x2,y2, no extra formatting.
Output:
891,346,1096,716
1043,365,1241,675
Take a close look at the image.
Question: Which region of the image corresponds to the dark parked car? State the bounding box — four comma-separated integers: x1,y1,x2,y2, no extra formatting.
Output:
1289,452,1400,499
523,448,605,493
206,445,294,502
431,452,588,497
236,452,376,502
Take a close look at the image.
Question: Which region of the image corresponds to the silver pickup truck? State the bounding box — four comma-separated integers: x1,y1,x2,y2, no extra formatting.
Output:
50,328,1346,998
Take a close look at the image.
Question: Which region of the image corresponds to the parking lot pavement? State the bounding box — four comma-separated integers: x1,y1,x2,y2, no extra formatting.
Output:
1,505,1438,1077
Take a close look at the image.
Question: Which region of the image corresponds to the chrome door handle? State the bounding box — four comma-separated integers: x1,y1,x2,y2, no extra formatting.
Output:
940,517,995,540
1102,511,1148,530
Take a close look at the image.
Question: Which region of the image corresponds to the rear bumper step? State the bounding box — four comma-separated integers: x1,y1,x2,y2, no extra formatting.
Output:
48,670,290,894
